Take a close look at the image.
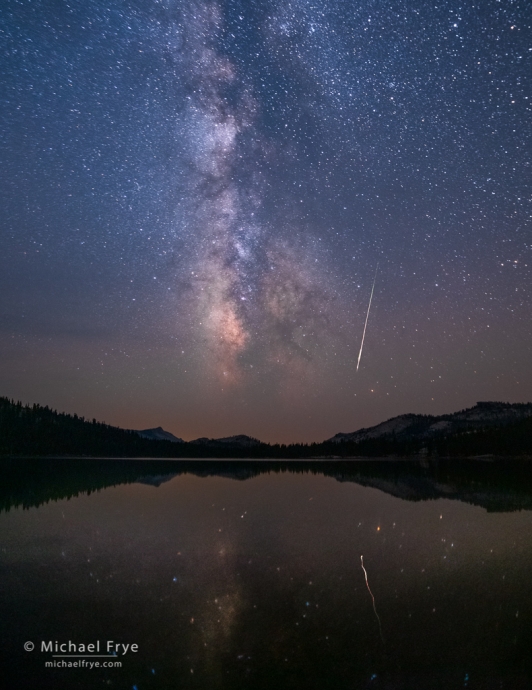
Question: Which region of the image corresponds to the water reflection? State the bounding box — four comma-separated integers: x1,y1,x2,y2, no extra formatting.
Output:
1,460,532,689
2,457,532,513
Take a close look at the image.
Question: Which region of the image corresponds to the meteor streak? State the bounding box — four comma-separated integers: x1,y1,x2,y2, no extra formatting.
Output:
361,555,384,643
356,264,379,372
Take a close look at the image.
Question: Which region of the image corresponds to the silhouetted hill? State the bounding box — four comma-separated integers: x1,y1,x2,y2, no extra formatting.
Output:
1,397,531,458
190,434,261,447
330,402,532,443
0,398,275,458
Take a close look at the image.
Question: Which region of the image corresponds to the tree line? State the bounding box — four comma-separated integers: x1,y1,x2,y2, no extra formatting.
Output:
0,397,531,459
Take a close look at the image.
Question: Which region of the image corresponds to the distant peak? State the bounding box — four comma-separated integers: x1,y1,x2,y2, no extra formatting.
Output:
190,434,261,446
135,427,184,443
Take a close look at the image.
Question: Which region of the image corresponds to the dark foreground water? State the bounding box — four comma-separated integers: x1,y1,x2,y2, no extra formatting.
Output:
1,459,532,689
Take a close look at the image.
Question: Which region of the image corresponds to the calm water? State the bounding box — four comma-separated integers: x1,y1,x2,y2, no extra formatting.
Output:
1,459,532,689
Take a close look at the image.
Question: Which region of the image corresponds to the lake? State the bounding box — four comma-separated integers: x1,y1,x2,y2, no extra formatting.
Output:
1,459,531,689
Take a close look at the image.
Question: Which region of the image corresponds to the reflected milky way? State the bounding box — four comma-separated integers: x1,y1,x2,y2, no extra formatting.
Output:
2,467,532,688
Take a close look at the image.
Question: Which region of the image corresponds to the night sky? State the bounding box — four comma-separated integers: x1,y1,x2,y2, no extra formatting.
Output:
1,0,531,443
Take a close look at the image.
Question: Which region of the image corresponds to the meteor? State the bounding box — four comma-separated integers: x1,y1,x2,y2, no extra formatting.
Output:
356,264,379,372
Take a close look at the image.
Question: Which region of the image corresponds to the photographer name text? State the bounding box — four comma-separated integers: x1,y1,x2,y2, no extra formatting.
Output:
40,640,138,655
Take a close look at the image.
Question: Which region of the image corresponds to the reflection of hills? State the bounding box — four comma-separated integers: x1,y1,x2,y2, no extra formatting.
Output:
332,468,532,512
134,473,179,487
2,458,532,514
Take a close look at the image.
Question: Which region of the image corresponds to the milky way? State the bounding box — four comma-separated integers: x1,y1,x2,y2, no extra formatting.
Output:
0,0,530,441
175,2,337,385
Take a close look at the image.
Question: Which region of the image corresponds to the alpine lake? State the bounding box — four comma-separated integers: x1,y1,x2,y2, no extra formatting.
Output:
1,458,531,689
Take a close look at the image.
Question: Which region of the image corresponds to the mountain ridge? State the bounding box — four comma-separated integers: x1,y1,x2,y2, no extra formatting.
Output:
329,402,532,445
136,402,532,448
1,397,531,458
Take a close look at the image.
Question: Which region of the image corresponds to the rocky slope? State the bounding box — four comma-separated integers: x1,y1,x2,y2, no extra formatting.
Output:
329,402,532,444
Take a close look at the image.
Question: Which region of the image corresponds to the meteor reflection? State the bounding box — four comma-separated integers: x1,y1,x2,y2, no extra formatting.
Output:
361,555,385,643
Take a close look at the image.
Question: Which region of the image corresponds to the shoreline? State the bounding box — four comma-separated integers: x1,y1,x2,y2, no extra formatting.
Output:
2,455,532,461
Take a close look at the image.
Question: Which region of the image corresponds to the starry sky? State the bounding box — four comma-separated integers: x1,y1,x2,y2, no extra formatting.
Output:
1,0,531,443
